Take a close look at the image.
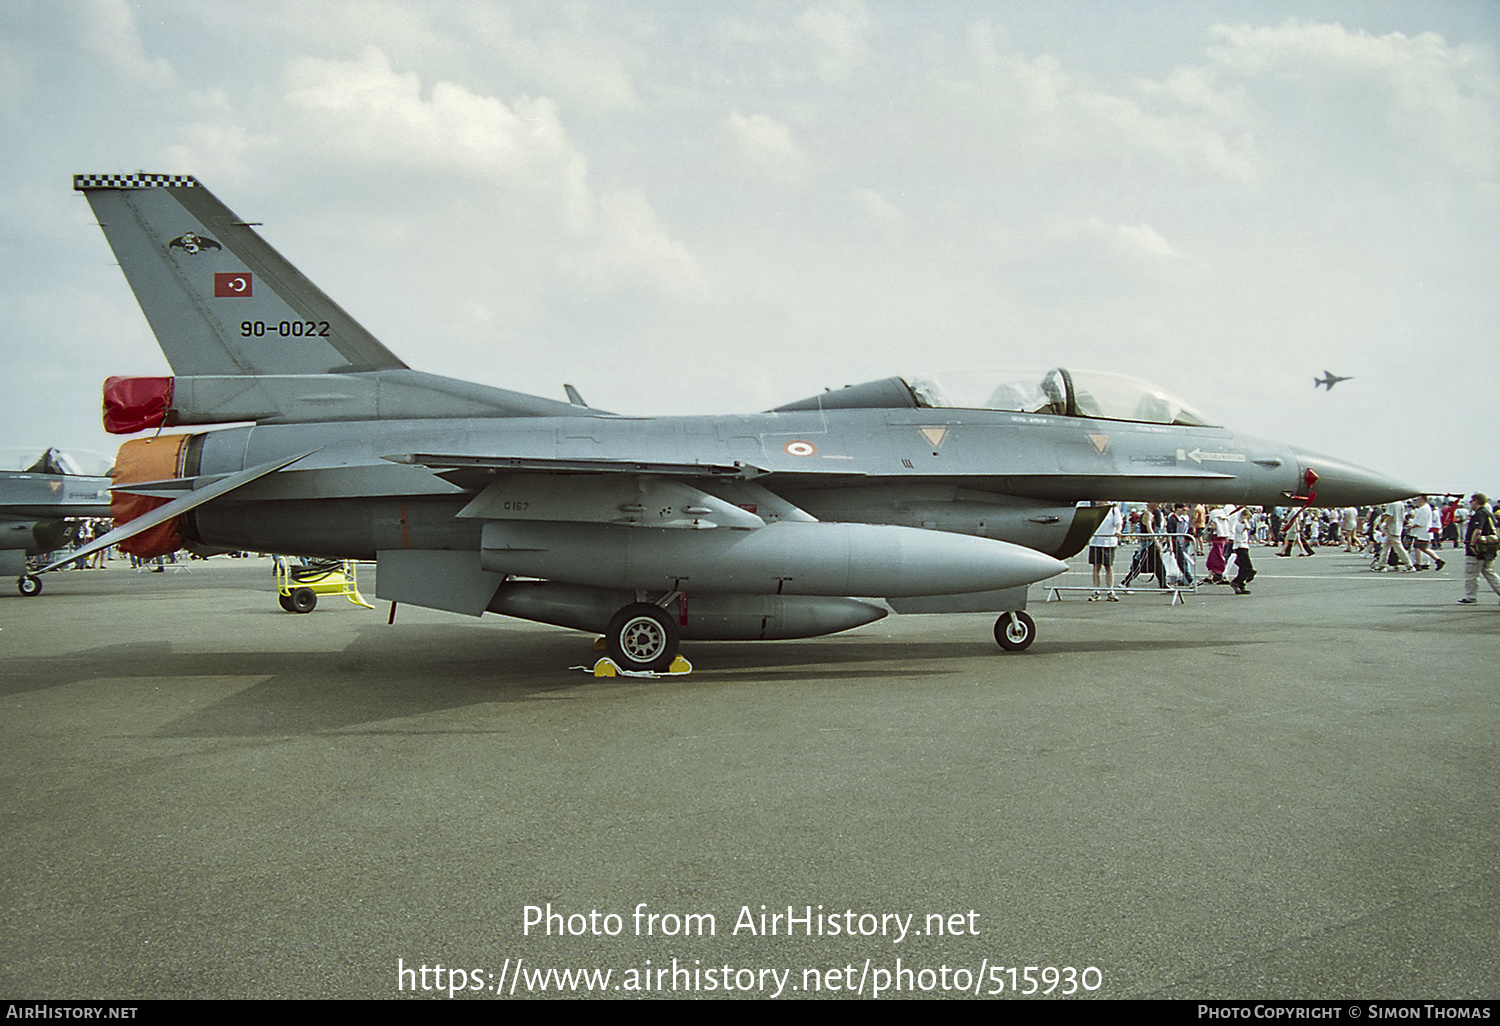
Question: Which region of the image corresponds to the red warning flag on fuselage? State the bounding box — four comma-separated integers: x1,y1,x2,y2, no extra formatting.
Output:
213,271,252,297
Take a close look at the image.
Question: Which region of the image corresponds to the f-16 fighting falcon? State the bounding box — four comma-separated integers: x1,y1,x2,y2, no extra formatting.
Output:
2,448,111,595
52,174,1414,668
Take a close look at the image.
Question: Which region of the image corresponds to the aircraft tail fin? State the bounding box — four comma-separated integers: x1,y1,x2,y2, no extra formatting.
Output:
74,174,407,377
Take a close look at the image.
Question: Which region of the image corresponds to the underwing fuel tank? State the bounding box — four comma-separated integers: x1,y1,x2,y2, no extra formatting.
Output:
479,520,1067,596
782,486,1106,559
489,581,887,640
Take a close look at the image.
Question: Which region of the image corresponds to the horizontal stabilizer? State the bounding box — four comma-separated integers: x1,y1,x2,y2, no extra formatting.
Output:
110,472,233,498
40,451,313,572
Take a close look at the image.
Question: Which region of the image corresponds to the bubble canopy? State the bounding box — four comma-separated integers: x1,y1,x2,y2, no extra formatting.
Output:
0,447,114,476
906,368,1217,427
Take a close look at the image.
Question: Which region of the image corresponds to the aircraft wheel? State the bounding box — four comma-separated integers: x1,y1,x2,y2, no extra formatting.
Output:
290,587,317,614
17,574,42,597
994,610,1036,652
278,592,296,612
605,603,679,673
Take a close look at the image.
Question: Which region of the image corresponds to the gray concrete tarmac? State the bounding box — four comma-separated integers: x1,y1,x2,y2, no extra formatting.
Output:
2,552,1495,1000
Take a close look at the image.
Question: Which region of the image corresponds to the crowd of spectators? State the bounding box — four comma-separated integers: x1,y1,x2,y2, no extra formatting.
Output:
1087,494,1499,605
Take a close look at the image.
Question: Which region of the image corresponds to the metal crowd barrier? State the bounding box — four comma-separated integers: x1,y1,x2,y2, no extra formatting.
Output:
1046,531,1203,606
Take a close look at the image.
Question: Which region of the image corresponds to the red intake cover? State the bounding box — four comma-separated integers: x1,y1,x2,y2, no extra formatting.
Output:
103,376,174,434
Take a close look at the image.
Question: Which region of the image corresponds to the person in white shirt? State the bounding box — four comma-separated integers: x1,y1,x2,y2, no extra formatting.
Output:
1377,500,1414,571
1230,506,1258,594
1341,506,1359,552
1409,496,1443,571
1087,502,1123,601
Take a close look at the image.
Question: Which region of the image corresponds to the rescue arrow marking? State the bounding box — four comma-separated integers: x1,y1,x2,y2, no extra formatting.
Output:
1185,448,1246,464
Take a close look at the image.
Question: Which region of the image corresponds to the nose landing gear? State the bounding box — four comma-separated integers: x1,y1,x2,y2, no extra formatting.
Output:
994,610,1036,651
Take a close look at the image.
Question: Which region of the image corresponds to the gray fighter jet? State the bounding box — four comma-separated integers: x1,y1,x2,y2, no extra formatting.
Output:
1314,371,1353,390
53,174,1414,666
2,449,112,595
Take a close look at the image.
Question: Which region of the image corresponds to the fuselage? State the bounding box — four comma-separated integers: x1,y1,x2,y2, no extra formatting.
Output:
171,404,1402,562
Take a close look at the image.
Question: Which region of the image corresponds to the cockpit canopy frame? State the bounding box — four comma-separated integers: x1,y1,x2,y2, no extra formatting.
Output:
774,368,1217,428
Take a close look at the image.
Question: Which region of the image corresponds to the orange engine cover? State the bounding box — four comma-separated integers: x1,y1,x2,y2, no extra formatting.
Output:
111,435,189,557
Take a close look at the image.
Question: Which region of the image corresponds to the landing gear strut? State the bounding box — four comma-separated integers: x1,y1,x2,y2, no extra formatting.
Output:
605,603,679,672
993,610,1035,652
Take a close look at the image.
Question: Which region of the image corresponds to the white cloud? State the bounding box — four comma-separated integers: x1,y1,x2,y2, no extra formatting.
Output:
795,1,873,84
1207,20,1500,187
283,48,565,175
956,20,1264,182
852,187,904,228
725,111,810,183
76,0,172,87
277,48,703,302
1140,66,1251,122
1064,217,1185,262
163,118,278,184
283,47,592,227
567,190,709,300
1113,222,1182,261
462,7,642,113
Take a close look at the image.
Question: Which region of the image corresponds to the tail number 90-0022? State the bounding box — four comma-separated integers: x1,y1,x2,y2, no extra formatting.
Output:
241,320,331,338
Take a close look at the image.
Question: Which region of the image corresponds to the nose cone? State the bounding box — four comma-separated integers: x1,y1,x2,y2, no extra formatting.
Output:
1290,447,1417,507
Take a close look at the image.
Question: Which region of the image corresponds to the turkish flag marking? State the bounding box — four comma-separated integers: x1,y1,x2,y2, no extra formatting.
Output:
214,272,252,297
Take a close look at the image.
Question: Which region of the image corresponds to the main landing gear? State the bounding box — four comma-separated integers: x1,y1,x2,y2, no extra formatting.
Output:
597,595,1033,667
604,602,680,673
17,574,43,597
994,610,1036,652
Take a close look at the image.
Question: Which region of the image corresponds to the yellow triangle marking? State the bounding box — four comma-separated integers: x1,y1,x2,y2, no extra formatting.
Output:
919,427,947,447
1088,433,1110,453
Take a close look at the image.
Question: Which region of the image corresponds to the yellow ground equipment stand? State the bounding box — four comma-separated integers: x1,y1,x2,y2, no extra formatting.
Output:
274,557,374,613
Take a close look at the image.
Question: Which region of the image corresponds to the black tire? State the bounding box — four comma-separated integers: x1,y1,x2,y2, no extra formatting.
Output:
278,592,296,612
993,610,1036,652
605,603,679,672
17,574,42,597
290,588,317,613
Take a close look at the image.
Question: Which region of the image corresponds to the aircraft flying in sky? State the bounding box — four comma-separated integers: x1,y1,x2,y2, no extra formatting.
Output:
53,175,1414,665
2,448,111,595
1314,372,1354,390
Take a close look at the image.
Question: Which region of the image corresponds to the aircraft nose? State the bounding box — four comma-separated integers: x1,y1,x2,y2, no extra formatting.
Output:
1289,447,1417,506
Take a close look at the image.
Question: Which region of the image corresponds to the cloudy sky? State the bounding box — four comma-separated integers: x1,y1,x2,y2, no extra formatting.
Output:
2,0,1496,493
